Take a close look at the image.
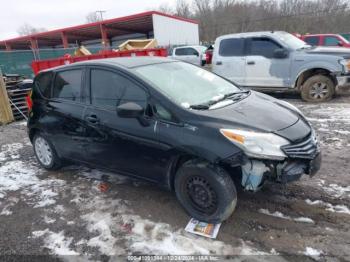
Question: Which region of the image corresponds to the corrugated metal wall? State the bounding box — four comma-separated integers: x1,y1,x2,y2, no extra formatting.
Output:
152,14,199,46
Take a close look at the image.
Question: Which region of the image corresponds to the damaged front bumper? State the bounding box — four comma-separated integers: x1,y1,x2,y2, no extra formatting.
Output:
240,133,321,191
241,153,322,191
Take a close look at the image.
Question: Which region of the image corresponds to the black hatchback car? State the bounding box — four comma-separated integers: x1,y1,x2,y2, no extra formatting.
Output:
28,57,321,223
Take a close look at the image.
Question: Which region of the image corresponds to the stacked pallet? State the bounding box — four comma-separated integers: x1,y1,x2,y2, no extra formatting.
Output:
0,74,14,124
0,73,31,124
4,75,31,121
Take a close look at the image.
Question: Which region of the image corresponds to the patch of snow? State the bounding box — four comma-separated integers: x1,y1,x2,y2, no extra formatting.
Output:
318,182,350,199
259,209,314,224
305,199,350,215
124,215,267,256
270,248,279,255
0,159,64,206
44,231,79,255
32,229,78,255
32,229,50,238
0,143,23,162
0,206,12,216
293,217,314,223
43,216,56,224
53,205,65,214
16,121,28,127
303,247,323,260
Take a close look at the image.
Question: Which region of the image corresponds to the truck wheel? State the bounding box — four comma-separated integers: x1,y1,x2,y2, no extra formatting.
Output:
33,133,62,170
174,160,237,223
301,75,335,102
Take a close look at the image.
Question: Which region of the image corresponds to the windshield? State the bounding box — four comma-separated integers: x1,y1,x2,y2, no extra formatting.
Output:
276,32,309,50
134,62,241,108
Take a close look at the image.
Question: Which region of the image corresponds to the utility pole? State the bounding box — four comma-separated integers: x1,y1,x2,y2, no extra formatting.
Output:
96,10,106,21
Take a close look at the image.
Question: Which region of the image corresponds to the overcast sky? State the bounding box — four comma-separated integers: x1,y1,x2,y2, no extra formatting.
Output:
0,0,185,40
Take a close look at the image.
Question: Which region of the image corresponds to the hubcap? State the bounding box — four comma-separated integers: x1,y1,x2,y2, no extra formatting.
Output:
310,82,329,99
34,137,53,166
186,176,217,214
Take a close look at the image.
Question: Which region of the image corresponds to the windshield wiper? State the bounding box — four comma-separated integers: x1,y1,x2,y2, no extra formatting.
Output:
189,104,210,110
190,90,250,110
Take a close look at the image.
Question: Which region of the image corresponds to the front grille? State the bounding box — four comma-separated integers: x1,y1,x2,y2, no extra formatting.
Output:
282,134,319,159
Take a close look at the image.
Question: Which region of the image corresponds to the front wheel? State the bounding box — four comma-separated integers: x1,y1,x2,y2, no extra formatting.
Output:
301,75,335,102
174,160,237,223
33,133,62,170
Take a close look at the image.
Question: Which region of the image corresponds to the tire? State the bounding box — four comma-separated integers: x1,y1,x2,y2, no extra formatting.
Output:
33,133,62,170
301,75,335,102
174,160,237,223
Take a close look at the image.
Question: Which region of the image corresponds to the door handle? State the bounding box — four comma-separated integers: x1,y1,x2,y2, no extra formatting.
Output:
247,61,255,65
86,115,99,124
216,61,222,65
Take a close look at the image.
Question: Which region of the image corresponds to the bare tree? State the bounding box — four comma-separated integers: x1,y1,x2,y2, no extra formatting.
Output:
86,12,102,23
176,0,192,18
158,3,174,14
164,0,350,42
17,23,47,36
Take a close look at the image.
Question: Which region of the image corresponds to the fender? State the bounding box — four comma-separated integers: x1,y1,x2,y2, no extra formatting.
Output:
292,61,341,88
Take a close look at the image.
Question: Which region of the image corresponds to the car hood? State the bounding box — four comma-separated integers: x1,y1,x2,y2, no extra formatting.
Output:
304,46,350,58
198,92,301,134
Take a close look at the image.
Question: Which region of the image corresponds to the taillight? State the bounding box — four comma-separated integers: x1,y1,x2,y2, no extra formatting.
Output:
26,90,33,111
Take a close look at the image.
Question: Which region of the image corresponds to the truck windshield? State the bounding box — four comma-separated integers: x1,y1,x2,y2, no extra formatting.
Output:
276,32,309,50
134,61,241,108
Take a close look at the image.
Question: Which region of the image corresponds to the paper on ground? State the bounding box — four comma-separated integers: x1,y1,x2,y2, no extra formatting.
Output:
185,218,221,239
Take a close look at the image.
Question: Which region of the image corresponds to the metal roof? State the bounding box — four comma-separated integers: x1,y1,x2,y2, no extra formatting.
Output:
0,11,198,50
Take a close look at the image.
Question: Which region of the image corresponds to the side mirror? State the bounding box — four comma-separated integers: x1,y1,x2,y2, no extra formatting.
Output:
273,48,288,59
117,102,144,118
337,41,344,47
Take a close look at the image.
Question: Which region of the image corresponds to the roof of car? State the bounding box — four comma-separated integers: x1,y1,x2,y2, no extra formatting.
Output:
46,57,176,72
216,31,287,40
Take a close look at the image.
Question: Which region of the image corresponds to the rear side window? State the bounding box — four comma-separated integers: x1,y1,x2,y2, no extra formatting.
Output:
324,36,340,46
219,38,244,57
175,48,199,56
304,36,319,46
249,38,281,58
175,48,186,56
90,69,147,108
53,70,83,102
35,72,53,98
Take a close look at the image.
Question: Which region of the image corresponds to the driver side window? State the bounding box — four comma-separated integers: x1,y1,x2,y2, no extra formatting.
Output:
90,69,147,109
152,103,177,123
248,37,282,58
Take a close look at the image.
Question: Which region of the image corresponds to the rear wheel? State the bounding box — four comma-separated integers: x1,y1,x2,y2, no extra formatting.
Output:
301,75,335,102
174,160,237,223
33,133,62,170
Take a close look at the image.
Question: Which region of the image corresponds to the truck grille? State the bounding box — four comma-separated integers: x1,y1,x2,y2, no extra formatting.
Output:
282,134,319,159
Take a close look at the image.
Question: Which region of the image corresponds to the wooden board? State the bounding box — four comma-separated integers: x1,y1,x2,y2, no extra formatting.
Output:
0,74,14,125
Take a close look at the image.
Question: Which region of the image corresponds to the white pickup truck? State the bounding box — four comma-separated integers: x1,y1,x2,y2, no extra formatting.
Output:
170,45,207,66
212,31,350,102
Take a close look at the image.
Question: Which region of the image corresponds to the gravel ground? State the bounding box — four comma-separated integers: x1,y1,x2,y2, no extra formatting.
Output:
0,95,349,261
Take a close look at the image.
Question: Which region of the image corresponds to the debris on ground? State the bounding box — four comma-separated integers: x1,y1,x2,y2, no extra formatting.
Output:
185,218,221,239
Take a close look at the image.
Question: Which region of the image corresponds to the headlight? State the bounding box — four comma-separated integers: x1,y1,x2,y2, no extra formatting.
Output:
220,129,290,160
339,59,350,73
278,100,304,117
